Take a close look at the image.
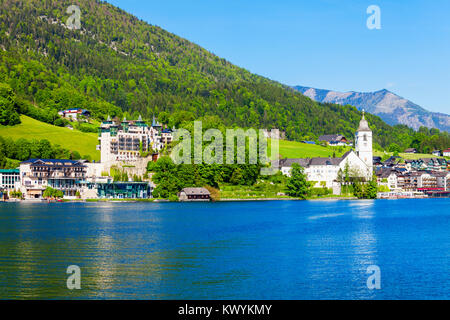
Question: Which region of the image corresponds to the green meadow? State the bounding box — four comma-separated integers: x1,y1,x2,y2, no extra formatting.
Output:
271,139,350,159
0,115,100,161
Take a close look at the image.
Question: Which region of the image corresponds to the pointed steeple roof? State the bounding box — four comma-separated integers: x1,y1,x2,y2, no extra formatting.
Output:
357,110,371,132
107,115,111,121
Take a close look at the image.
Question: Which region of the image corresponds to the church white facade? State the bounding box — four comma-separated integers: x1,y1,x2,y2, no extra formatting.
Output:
279,113,373,193
355,111,373,173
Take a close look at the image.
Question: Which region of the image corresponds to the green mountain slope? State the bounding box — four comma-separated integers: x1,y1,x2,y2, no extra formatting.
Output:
0,0,449,153
0,115,99,160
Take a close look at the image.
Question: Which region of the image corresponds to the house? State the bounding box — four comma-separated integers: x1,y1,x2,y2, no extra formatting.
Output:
58,108,91,121
373,156,383,166
262,129,286,140
443,148,450,157
178,187,211,202
432,150,442,157
383,156,403,168
375,168,398,190
318,134,350,146
404,148,417,154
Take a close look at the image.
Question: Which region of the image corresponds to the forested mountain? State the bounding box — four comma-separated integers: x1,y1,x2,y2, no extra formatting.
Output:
0,0,449,152
294,86,450,132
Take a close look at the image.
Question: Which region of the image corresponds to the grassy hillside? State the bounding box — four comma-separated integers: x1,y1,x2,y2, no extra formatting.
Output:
271,139,350,159
0,116,100,160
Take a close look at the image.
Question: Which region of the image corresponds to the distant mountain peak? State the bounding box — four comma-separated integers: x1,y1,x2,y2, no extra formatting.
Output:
293,85,450,132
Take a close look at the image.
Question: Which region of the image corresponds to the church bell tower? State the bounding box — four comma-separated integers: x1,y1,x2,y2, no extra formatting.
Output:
355,110,373,174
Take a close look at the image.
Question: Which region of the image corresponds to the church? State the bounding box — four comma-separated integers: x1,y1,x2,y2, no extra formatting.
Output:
279,112,373,194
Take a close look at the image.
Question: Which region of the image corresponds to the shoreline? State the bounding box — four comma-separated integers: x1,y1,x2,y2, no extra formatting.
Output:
2,196,447,204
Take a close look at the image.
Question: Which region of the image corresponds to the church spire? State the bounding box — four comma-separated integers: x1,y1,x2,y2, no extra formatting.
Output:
357,109,371,132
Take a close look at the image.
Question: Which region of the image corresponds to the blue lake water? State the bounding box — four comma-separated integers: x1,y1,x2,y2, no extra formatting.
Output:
0,199,449,299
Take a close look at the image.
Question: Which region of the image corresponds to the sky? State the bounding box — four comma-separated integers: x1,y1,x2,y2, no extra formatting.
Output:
107,0,450,114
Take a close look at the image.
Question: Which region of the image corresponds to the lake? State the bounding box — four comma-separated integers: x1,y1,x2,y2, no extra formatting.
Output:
0,199,449,299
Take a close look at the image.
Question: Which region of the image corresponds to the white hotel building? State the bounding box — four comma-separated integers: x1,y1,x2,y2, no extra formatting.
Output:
98,116,172,163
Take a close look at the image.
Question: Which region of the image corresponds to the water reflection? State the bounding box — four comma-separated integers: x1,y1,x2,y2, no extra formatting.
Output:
349,200,379,299
0,200,449,299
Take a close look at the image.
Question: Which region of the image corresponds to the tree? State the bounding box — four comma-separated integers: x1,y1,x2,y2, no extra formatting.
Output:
0,83,21,126
286,164,310,199
38,140,54,159
70,151,81,160
388,143,401,153
43,187,64,199
364,175,378,199
9,190,23,199
230,167,244,185
15,138,31,161
352,182,364,198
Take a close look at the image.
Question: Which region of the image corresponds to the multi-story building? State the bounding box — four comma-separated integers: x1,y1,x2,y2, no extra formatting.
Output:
161,128,174,145
405,158,448,172
0,169,20,192
19,159,87,199
98,116,172,163
18,159,152,200
434,172,450,191
417,173,438,190
397,172,421,191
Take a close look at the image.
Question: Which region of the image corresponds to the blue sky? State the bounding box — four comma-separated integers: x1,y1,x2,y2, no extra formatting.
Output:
107,0,450,114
